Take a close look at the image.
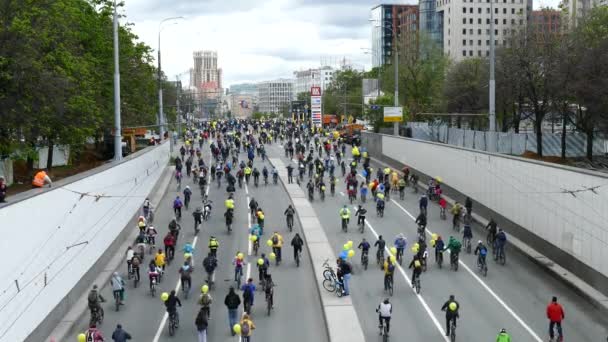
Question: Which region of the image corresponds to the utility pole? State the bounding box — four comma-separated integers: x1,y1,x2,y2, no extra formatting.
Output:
393,44,399,136
176,76,181,138
112,0,122,161
488,0,497,151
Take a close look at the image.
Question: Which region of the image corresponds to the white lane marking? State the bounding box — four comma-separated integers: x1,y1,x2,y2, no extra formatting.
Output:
339,192,345,197
360,210,449,341
365,175,544,342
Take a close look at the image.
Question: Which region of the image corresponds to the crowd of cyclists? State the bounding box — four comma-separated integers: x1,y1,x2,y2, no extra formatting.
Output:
80,118,567,342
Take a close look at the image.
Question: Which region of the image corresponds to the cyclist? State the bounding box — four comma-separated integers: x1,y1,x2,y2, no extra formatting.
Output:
137,216,146,233
374,236,386,265
474,240,488,268
244,165,252,184
198,286,213,320
252,167,260,185
358,238,370,264
291,233,304,262
355,205,367,227
434,235,445,264
145,225,158,249
179,261,193,293
495,228,507,260
148,259,161,290
249,198,258,218
262,166,269,184
208,236,219,257
84,323,104,342
258,253,270,285
234,252,246,283
110,272,125,305
163,232,175,261
339,205,350,229
143,198,152,219
241,278,256,314
441,295,460,337
87,285,105,318
486,218,498,246
397,177,406,198
193,207,203,232
203,251,218,286
408,254,423,287
183,186,192,209
394,234,407,262
271,231,284,264
173,196,183,219
444,236,462,268
419,194,428,216
168,217,181,241
155,249,166,271
451,202,463,230
165,290,182,324
126,246,135,277
415,211,427,230
496,328,511,342
131,253,141,284
383,257,395,291
239,313,256,342
256,208,265,233
463,213,473,243
263,273,276,310
284,205,295,229
376,298,392,335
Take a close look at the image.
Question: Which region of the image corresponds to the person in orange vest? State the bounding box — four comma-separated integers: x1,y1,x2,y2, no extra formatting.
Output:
32,170,52,188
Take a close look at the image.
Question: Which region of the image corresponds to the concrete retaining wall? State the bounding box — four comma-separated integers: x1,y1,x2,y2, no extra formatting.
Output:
0,142,170,342
362,132,608,295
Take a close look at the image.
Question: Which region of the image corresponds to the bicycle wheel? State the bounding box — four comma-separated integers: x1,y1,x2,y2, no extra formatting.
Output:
323,269,332,280
388,278,394,296
415,279,421,294
383,326,389,342
169,319,175,336
267,297,272,316
500,252,506,266
483,264,488,277
450,323,456,342
296,253,300,267
322,279,336,292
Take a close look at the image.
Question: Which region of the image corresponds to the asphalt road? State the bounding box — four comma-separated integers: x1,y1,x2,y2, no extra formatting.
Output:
268,141,608,342
72,139,328,342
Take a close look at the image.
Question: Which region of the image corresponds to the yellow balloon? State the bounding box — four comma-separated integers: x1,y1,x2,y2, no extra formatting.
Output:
161,292,169,302
249,235,258,242
347,240,353,248
414,243,420,250
343,244,349,251
430,239,436,247
237,253,244,260
390,255,397,263
411,246,419,253
78,333,86,342
266,240,273,247
431,233,438,241
233,324,242,334
390,247,397,255
347,249,355,258
201,285,209,294
259,214,265,220
257,258,264,266
184,252,192,260
269,252,276,260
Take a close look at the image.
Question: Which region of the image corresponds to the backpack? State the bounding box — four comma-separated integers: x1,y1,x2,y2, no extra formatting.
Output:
241,321,251,335
243,285,253,299
387,263,395,273
88,291,97,304
272,235,279,245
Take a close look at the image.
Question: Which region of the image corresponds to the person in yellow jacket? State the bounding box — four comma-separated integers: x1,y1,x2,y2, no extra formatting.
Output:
239,314,256,340
244,166,252,184
155,249,166,270
271,231,284,265
32,170,52,188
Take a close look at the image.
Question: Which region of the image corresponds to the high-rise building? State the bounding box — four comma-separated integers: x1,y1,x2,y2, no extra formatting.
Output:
190,50,223,118
293,66,335,96
370,4,418,67
398,5,420,55
420,0,443,47
257,79,293,114
560,0,605,29
530,9,561,34
436,0,530,61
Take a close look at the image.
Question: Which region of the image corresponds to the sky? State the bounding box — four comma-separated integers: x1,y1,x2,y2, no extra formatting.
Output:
122,0,560,88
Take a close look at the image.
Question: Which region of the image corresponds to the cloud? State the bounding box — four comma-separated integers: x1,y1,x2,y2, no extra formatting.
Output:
123,0,266,21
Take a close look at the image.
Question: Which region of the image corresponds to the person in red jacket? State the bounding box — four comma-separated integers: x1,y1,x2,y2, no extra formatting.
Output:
546,296,565,341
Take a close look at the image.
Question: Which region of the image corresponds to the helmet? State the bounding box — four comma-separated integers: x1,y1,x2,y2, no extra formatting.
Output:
186,185,190,190
500,328,506,333
478,240,483,244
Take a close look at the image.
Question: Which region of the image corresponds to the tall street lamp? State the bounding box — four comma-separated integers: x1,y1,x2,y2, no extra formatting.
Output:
158,16,184,141
370,19,399,136
112,0,122,161
488,0,497,151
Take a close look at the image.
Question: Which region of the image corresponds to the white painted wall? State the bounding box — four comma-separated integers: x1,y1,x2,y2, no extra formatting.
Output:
381,135,608,278
0,143,169,342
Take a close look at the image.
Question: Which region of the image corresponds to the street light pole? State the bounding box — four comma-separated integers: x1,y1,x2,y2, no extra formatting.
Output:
489,0,497,151
113,0,122,161
157,16,184,141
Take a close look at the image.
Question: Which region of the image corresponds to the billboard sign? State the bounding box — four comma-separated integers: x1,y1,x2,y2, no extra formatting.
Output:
310,86,322,127
383,106,403,122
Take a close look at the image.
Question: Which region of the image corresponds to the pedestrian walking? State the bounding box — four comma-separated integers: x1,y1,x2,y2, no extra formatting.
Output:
111,324,132,342
195,307,208,342
547,296,565,341
224,286,241,336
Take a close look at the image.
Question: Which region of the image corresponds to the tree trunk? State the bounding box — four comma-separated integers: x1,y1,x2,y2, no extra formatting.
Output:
535,117,543,158
514,101,522,134
501,108,509,132
560,108,567,160
586,126,594,161
46,139,54,171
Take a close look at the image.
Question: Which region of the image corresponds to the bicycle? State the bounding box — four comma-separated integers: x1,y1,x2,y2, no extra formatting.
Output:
376,249,385,268
436,251,443,269
253,239,260,256
113,290,121,312
89,306,104,327
361,251,369,270
150,277,157,296
235,266,243,289
376,204,384,218
449,317,457,342
463,236,472,254
384,274,394,296
322,273,344,297
477,256,488,277
412,274,421,294
265,286,273,316
450,252,459,271
341,218,348,233
495,244,506,265
322,259,336,281
380,318,390,342
168,310,179,336
396,248,404,266
182,278,191,299
295,249,301,267
286,216,294,232
358,218,365,233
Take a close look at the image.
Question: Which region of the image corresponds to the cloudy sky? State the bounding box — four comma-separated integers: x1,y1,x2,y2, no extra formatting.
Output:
122,0,560,88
